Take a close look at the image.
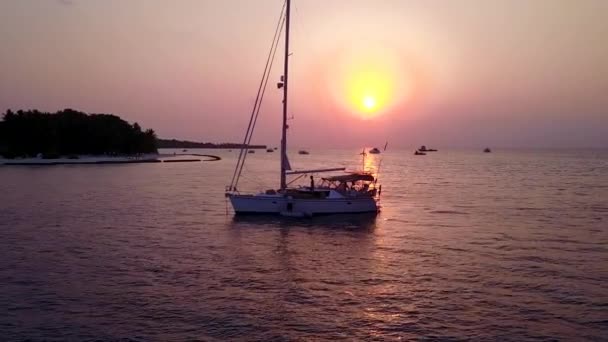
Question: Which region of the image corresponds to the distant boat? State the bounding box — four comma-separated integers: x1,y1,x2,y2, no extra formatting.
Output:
182,149,188,152
248,150,255,154
418,145,437,152
298,150,310,155
414,150,426,155
369,147,381,154
484,147,491,153
266,148,274,152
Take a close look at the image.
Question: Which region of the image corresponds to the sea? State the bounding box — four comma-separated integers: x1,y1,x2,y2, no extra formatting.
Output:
1,148,607,341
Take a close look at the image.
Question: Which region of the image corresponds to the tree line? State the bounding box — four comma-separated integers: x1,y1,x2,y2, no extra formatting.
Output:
157,138,267,149
0,109,157,158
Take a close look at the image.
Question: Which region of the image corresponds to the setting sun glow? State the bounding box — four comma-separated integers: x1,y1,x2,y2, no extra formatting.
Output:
346,69,393,118
327,47,411,120
363,96,376,110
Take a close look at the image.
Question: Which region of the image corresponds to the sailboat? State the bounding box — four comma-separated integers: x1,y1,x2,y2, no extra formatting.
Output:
225,0,380,216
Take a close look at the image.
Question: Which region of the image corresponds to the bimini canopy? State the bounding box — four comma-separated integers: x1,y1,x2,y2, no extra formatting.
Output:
322,173,375,183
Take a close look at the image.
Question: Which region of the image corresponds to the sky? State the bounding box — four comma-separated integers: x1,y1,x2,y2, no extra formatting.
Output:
0,0,607,148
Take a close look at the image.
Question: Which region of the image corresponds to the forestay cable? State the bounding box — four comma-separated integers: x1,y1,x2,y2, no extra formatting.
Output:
228,2,286,191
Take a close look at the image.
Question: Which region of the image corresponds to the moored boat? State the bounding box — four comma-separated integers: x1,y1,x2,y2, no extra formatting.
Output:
418,145,437,152
225,0,381,216
228,171,379,216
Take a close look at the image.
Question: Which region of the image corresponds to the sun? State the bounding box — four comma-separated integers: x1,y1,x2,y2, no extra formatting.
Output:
326,46,415,120
348,71,391,118
340,65,395,119
363,96,376,110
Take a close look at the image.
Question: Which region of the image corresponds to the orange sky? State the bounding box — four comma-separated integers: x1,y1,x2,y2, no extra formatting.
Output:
0,0,607,147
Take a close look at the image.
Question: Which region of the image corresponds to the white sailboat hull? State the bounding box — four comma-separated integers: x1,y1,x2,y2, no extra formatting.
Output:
227,194,378,216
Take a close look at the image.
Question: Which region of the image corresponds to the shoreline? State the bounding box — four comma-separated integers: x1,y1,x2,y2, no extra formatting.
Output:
0,153,221,166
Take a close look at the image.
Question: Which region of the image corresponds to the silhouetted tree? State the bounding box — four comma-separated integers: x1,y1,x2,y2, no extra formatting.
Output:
0,109,158,158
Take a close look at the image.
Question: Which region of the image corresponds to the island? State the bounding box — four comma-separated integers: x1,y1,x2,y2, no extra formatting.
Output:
157,138,266,150
0,109,264,165
0,109,157,159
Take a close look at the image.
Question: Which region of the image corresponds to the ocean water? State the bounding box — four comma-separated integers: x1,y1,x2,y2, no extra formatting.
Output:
1,148,607,340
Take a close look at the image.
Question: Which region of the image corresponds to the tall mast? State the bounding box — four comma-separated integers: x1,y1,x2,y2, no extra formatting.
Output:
280,0,291,190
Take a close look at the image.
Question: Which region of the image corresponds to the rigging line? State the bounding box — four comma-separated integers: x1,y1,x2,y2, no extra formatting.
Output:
291,1,325,123
232,5,285,190
240,17,285,164
234,14,286,190
243,13,285,152
229,2,286,190
230,3,285,190
241,165,267,190
289,2,300,123
375,157,385,186
375,141,388,184
286,173,305,186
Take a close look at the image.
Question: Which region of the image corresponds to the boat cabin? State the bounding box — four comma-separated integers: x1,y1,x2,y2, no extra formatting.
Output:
319,172,378,197
262,172,378,199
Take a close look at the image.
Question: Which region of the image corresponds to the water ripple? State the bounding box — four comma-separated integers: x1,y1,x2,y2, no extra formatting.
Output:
1,149,607,340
